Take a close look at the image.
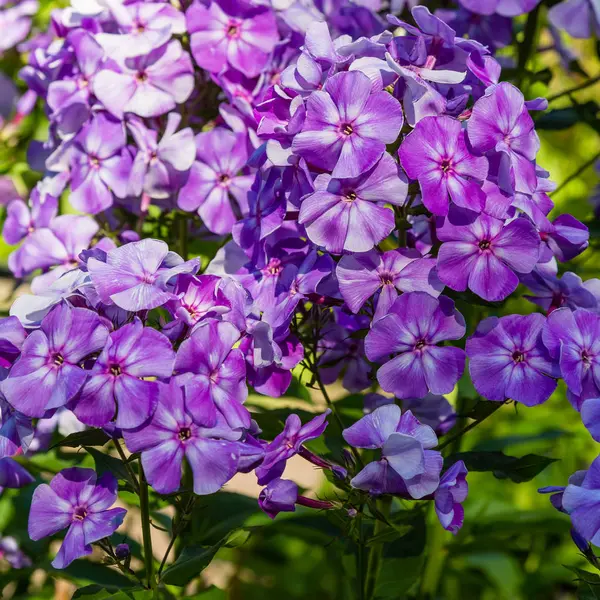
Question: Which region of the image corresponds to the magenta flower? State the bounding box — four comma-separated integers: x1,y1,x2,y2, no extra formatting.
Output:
123,382,243,495
365,293,466,399
298,154,408,254
0,316,26,368
437,214,540,302
337,248,442,321
2,303,109,417
399,115,488,216
87,239,200,312
3,186,57,245
467,83,540,194
435,461,468,534
186,1,280,78
93,40,194,119
174,320,250,430
292,71,404,179
256,410,330,485
70,112,132,214
466,314,559,406
28,468,126,569
343,404,442,498
73,318,175,430
177,127,254,235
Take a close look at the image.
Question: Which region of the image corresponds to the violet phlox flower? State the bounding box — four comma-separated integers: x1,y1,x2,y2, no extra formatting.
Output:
73,317,175,430
435,460,468,534
365,292,466,399
343,404,443,498
123,381,246,495
87,238,200,312
467,314,559,406
258,477,335,519
28,468,126,569
292,70,404,179
2,302,109,418
256,410,331,485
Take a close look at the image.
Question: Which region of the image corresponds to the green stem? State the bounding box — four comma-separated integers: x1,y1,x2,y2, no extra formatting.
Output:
177,213,189,260
357,514,366,600
516,4,541,90
551,150,600,198
113,439,140,494
418,514,447,600
139,462,156,591
364,497,391,600
547,75,600,103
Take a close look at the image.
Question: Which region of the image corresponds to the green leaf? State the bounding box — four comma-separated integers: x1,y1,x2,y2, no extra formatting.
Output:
366,524,413,546
51,560,133,589
72,585,152,600
472,429,568,452
447,451,557,483
86,446,137,488
374,556,424,598
51,429,110,449
160,543,221,586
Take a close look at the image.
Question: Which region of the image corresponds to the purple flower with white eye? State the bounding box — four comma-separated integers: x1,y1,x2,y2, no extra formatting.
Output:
562,455,600,545
299,154,408,254
93,40,194,119
28,468,126,569
292,71,404,179
543,308,600,411
259,478,298,519
548,0,600,39
2,303,109,418
466,314,559,406
174,319,250,430
123,381,244,495
73,318,175,430
87,239,200,312
256,410,330,485
69,112,132,214
3,186,57,246
186,1,280,78
435,461,468,534
399,116,488,216
127,113,196,200
365,293,466,400
337,248,443,321
0,316,26,368
457,0,541,16
177,127,254,235
467,83,540,194
343,404,442,498
436,213,540,302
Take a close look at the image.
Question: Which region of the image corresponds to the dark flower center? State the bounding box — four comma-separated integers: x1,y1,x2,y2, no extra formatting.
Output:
440,158,452,173
73,506,87,521
263,258,282,276
110,364,122,377
414,339,427,351
89,156,100,169
135,71,148,83
379,272,394,285
512,351,525,363
344,190,357,203
226,23,239,37
582,350,591,365
52,353,64,366
341,123,354,136
478,240,491,250
218,173,231,185
178,427,192,441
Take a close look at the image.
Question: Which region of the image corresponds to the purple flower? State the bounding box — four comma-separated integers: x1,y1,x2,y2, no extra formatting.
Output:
174,320,250,430
563,455,600,545
467,314,559,406
256,410,330,485
2,303,109,418
539,214,589,263
187,1,280,78
258,478,298,519
365,293,466,399
400,115,488,216
93,40,194,119
0,535,31,569
343,404,442,498
73,318,175,430
337,248,442,321
123,381,243,495
435,461,468,534
548,0,600,38
543,308,600,410
177,127,254,235
292,71,404,179
0,399,34,493
468,83,540,194
2,187,57,246
0,316,26,368
457,0,541,17
402,394,457,435
437,214,540,302
69,112,132,214
539,470,587,513
298,154,408,254
28,468,126,569
128,113,196,200
87,239,200,312
0,1,37,53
